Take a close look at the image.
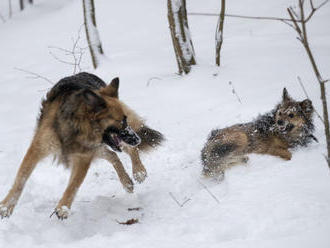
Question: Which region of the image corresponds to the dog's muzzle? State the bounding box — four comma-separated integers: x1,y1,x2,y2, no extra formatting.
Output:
102,123,141,152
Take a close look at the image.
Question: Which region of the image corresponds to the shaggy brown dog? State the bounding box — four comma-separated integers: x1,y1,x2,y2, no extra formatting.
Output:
201,88,316,180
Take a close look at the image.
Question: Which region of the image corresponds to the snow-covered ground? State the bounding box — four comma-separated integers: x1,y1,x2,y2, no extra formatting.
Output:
0,0,330,247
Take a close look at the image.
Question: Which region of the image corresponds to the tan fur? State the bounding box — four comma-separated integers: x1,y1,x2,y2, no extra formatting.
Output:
0,75,160,219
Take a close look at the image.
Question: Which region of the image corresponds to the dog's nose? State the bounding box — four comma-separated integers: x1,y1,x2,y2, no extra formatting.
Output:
277,120,284,126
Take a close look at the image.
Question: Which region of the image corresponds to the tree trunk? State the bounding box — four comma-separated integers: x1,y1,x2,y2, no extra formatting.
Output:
167,0,196,74
82,0,104,69
8,0,12,18
19,0,24,11
215,0,225,66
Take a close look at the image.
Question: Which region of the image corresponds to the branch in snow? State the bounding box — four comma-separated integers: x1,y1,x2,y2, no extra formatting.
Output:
229,81,242,104
168,192,191,207
198,180,220,204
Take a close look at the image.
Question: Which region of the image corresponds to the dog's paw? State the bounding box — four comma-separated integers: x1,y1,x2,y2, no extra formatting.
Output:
123,180,134,193
0,203,14,219
51,206,71,220
133,170,147,184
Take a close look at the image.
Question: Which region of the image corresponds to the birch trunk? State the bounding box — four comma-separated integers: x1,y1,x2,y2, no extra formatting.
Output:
168,0,196,74
82,0,104,69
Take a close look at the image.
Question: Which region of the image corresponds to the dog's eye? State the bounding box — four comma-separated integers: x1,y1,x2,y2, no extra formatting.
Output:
288,113,294,118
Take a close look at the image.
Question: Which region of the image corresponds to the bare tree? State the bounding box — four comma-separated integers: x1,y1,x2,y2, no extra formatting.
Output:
215,0,225,66
19,0,24,11
286,0,330,168
8,0,12,18
82,0,104,69
168,0,196,74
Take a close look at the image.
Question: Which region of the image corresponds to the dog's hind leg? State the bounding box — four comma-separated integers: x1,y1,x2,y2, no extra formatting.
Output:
53,154,92,220
96,147,134,193
0,130,53,218
123,146,147,183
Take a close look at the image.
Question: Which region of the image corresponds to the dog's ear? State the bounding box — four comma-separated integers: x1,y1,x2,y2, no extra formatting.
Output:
300,99,313,115
82,89,106,112
282,88,292,102
100,77,119,98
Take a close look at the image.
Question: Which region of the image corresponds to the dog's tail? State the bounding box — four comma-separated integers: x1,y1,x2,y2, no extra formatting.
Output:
136,125,164,152
201,140,237,177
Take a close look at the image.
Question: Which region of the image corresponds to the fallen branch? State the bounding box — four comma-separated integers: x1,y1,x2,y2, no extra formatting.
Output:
168,192,191,207
116,218,139,225
198,180,220,204
229,81,242,104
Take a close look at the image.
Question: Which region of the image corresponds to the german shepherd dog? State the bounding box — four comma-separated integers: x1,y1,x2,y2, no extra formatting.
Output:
0,72,163,219
201,88,316,180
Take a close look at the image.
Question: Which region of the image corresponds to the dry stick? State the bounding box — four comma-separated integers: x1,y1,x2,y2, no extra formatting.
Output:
229,81,242,104
48,25,87,74
168,192,191,207
146,77,162,87
14,68,54,85
297,76,324,123
198,180,220,204
287,0,330,167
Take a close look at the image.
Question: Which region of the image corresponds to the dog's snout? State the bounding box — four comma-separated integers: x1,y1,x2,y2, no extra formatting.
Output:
119,127,141,147
277,120,284,126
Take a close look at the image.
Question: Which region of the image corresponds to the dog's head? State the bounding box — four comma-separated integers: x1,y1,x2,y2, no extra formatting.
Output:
81,77,140,152
274,88,314,139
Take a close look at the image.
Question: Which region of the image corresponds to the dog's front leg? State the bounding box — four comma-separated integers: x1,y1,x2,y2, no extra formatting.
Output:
123,147,147,183
97,147,134,193
267,147,292,161
52,154,92,220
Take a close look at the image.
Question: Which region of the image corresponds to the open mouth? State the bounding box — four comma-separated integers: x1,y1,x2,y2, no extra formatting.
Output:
102,126,141,152
277,124,294,133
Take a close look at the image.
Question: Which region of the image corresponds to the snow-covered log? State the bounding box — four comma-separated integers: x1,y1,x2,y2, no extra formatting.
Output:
82,0,104,69
167,0,196,74
215,0,225,66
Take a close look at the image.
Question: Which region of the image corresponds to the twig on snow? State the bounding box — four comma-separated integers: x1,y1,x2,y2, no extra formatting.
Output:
229,81,242,104
198,180,220,204
168,192,191,208
146,77,162,87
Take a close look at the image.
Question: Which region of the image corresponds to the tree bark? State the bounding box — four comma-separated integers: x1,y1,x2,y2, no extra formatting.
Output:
19,0,24,11
82,0,104,69
215,0,225,66
8,0,12,18
167,0,196,74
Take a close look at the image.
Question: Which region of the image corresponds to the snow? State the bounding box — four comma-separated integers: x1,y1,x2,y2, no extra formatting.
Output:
0,0,330,247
